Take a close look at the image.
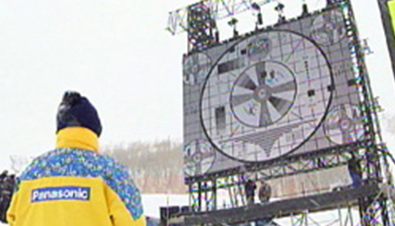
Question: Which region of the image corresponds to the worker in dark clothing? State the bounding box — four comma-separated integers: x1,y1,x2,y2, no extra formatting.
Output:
244,179,257,205
258,180,271,203
348,153,363,187
255,180,274,226
0,174,16,223
0,171,8,182
254,180,275,226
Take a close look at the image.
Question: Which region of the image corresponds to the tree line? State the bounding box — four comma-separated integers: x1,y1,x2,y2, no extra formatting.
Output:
103,140,187,194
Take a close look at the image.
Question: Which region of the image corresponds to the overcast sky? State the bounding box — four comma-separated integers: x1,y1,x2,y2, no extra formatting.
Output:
0,0,394,170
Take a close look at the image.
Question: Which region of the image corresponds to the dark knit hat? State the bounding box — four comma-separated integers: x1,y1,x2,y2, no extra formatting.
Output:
56,91,102,137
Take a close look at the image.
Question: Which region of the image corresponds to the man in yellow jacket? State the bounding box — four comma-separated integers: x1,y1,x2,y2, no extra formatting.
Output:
7,91,146,226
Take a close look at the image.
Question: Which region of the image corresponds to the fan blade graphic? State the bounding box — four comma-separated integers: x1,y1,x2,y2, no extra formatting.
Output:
271,81,295,93
259,101,272,126
232,93,254,107
268,96,291,115
238,73,257,90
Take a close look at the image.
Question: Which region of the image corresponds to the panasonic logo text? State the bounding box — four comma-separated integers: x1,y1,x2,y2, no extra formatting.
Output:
31,186,90,203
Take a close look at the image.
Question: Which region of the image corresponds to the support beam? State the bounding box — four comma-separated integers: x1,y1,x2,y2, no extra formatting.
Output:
377,0,395,80
180,183,391,225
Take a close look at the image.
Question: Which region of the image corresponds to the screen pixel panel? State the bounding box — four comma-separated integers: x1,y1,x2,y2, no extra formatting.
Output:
183,6,365,178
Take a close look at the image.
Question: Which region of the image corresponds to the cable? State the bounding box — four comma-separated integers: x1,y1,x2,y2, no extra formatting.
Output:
375,148,395,166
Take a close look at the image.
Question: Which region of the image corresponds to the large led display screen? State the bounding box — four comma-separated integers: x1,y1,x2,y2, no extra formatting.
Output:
183,6,365,178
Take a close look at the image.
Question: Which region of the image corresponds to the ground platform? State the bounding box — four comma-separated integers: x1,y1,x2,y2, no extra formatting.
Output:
168,182,393,225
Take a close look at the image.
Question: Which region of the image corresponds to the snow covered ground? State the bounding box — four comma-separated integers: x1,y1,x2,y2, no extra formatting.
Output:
142,194,188,218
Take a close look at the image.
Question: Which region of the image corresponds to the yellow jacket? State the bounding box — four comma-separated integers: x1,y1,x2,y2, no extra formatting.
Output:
7,127,146,226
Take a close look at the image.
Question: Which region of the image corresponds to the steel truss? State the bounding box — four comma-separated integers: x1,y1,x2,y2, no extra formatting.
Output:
167,0,277,35
186,146,393,212
185,142,368,184
342,0,394,224
189,174,247,211
187,2,217,52
181,183,395,225
285,207,356,226
277,186,395,226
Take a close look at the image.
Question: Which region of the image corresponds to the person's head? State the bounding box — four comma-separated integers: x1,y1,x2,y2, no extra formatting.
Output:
56,91,102,137
350,152,359,160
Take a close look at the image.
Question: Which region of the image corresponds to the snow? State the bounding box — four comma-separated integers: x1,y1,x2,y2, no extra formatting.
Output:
142,194,188,218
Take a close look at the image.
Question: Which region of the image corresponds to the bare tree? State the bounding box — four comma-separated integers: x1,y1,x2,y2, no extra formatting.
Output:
103,140,187,194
